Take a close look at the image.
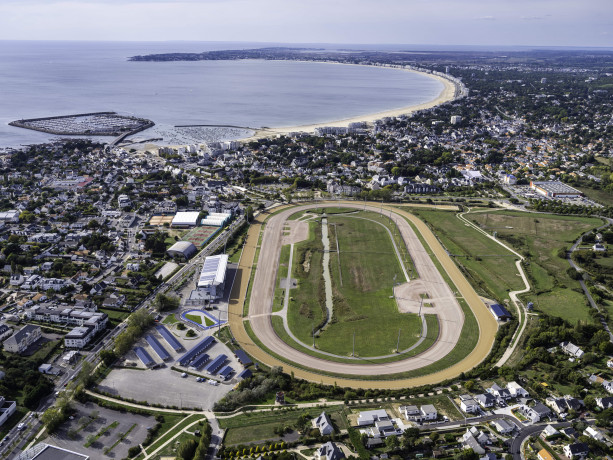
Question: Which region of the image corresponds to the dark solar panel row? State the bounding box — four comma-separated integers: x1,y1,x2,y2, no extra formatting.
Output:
205,354,227,374
134,346,155,368
146,335,171,361
156,325,183,352
218,365,234,379
237,368,252,380
234,349,252,366
178,336,216,367
190,353,210,370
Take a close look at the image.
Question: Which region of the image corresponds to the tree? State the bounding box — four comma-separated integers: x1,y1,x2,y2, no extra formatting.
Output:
154,293,180,312
177,439,198,460
385,435,399,450
100,350,117,366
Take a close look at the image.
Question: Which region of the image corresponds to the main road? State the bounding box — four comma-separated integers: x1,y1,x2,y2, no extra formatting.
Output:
228,201,498,389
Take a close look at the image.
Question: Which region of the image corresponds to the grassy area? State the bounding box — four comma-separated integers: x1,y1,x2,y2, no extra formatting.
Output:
220,405,344,445
576,186,613,206
270,314,439,364
185,314,203,324
409,209,523,302
273,244,292,313
286,213,422,357
100,308,130,326
286,220,326,343
163,314,178,324
469,210,601,324
144,414,204,455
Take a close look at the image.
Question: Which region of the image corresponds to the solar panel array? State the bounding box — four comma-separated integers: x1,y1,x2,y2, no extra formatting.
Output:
205,354,227,374
199,257,223,286
134,346,155,368
156,325,183,352
237,368,253,380
178,336,216,367
234,349,252,366
218,365,234,380
190,353,210,370
146,334,171,361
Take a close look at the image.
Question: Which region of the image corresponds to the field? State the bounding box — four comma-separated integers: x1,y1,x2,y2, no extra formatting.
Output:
219,405,345,446
409,208,524,302
469,210,601,323
182,226,220,247
285,211,422,357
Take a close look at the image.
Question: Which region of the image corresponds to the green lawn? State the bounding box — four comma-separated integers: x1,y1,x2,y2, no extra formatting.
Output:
220,405,344,445
271,314,439,364
576,186,613,207
410,209,524,302
185,314,202,324
469,210,602,324
286,212,422,357
163,314,178,324
273,244,292,313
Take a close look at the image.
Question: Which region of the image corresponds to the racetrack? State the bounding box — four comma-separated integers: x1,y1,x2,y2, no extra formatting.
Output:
228,202,498,389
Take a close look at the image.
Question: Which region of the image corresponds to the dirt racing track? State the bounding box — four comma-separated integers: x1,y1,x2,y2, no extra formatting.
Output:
228,202,498,389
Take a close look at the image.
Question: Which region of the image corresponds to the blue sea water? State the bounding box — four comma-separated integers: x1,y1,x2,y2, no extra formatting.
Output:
0,41,443,147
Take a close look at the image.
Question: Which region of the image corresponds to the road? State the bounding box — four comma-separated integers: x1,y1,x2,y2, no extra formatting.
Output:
228,201,498,389
509,422,571,460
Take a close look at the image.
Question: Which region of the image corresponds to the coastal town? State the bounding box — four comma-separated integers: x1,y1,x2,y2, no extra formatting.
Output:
0,47,612,460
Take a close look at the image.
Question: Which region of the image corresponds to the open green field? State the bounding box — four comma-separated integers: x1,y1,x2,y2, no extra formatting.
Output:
409,209,524,302
271,314,439,364
219,405,344,446
576,186,613,207
286,212,421,357
469,210,601,323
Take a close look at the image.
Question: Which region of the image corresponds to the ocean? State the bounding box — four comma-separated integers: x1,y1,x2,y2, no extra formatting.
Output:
0,41,443,148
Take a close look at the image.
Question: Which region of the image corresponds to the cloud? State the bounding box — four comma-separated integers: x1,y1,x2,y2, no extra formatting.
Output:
475,15,496,21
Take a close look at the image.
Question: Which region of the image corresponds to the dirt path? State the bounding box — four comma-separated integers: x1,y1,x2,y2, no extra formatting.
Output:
228,202,498,389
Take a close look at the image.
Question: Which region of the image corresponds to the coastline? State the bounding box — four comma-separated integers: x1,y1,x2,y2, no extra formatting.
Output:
242,66,460,142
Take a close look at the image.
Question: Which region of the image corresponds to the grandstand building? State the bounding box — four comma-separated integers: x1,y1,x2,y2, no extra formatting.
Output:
529,181,583,199
197,254,229,300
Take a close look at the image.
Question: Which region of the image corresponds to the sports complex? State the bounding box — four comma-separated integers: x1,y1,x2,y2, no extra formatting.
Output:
228,202,498,389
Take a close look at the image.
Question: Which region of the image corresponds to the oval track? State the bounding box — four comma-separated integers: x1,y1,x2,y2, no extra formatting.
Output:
228,202,498,389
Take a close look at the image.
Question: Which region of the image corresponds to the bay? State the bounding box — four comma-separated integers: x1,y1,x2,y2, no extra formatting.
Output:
0,41,443,147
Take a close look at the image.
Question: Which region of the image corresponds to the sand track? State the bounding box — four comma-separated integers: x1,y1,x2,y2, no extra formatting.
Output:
228,202,498,389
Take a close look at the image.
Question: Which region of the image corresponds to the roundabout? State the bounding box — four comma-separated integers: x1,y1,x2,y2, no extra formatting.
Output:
228,201,498,389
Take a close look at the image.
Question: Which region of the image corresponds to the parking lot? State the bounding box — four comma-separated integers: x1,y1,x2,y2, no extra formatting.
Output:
46,401,151,459
99,324,240,410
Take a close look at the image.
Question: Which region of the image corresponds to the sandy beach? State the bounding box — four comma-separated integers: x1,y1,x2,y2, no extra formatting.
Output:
243,66,460,141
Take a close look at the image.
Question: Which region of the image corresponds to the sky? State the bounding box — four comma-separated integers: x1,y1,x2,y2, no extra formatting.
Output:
0,0,612,48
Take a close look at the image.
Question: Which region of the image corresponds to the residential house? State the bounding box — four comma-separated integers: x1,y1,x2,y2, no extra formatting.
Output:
540,425,559,439
3,325,41,353
560,342,584,359
462,427,489,456
507,381,529,398
315,442,345,460
459,395,480,414
520,403,552,423
313,412,334,436
475,393,496,408
563,443,589,459
357,409,389,426
596,396,613,409
547,396,584,415
489,383,512,400
584,426,606,443
491,419,515,435
537,449,555,460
